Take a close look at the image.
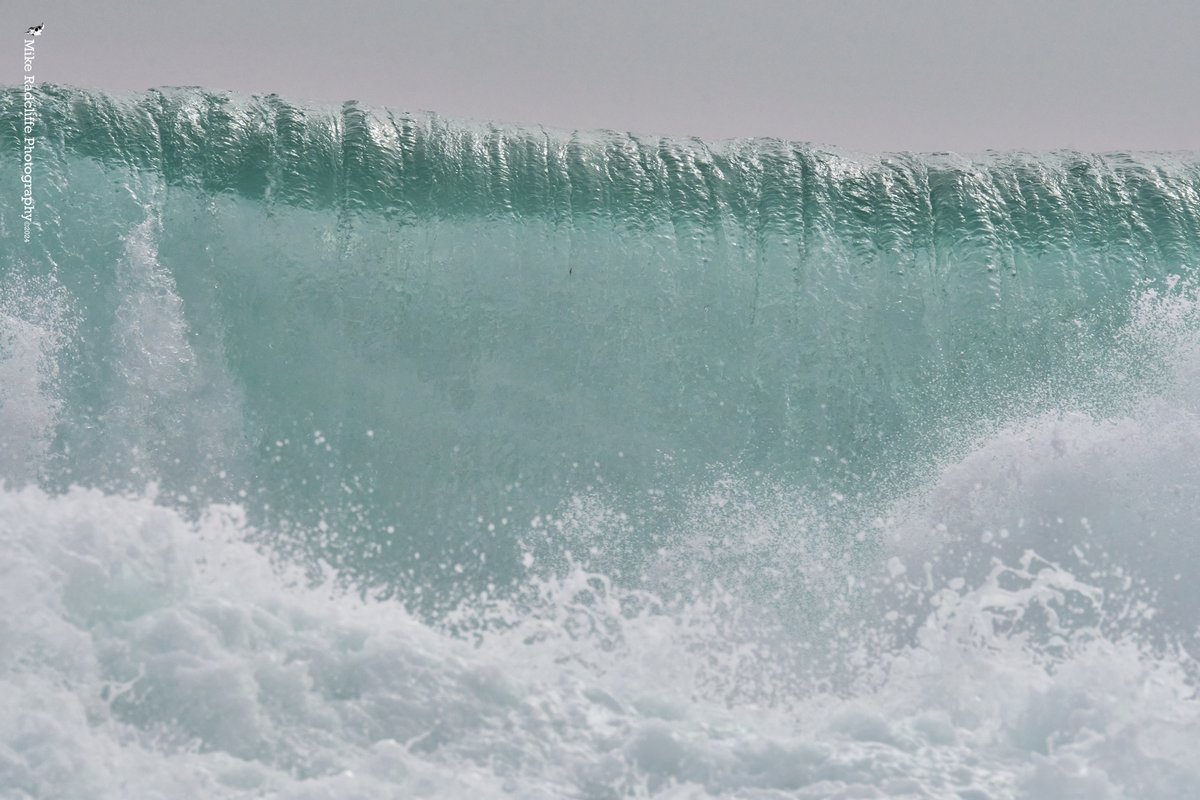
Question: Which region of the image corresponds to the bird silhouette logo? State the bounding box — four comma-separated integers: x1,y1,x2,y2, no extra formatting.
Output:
26,24,44,36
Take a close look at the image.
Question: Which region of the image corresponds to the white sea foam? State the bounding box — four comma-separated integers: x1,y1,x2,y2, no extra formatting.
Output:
4,387,1200,800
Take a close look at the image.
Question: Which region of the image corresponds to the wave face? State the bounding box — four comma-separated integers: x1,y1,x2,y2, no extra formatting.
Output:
3,85,1200,798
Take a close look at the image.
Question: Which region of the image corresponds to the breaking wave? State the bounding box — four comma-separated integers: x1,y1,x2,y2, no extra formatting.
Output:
2,86,1200,798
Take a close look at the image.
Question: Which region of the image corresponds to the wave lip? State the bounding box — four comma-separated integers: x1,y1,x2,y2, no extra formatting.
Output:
4,85,1200,230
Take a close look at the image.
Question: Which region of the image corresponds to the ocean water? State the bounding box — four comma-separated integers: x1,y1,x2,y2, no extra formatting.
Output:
2,85,1200,799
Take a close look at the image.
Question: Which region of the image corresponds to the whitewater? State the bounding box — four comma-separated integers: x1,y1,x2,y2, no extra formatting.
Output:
2,86,1200,799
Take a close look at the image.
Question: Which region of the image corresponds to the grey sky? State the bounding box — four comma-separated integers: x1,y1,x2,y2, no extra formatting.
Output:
13,0,1200,151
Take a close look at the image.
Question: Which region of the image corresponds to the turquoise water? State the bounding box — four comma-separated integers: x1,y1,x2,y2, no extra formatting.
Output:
3,86,1200,798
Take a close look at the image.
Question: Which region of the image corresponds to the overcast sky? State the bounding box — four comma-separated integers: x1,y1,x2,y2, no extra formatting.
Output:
11,0,1200,151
